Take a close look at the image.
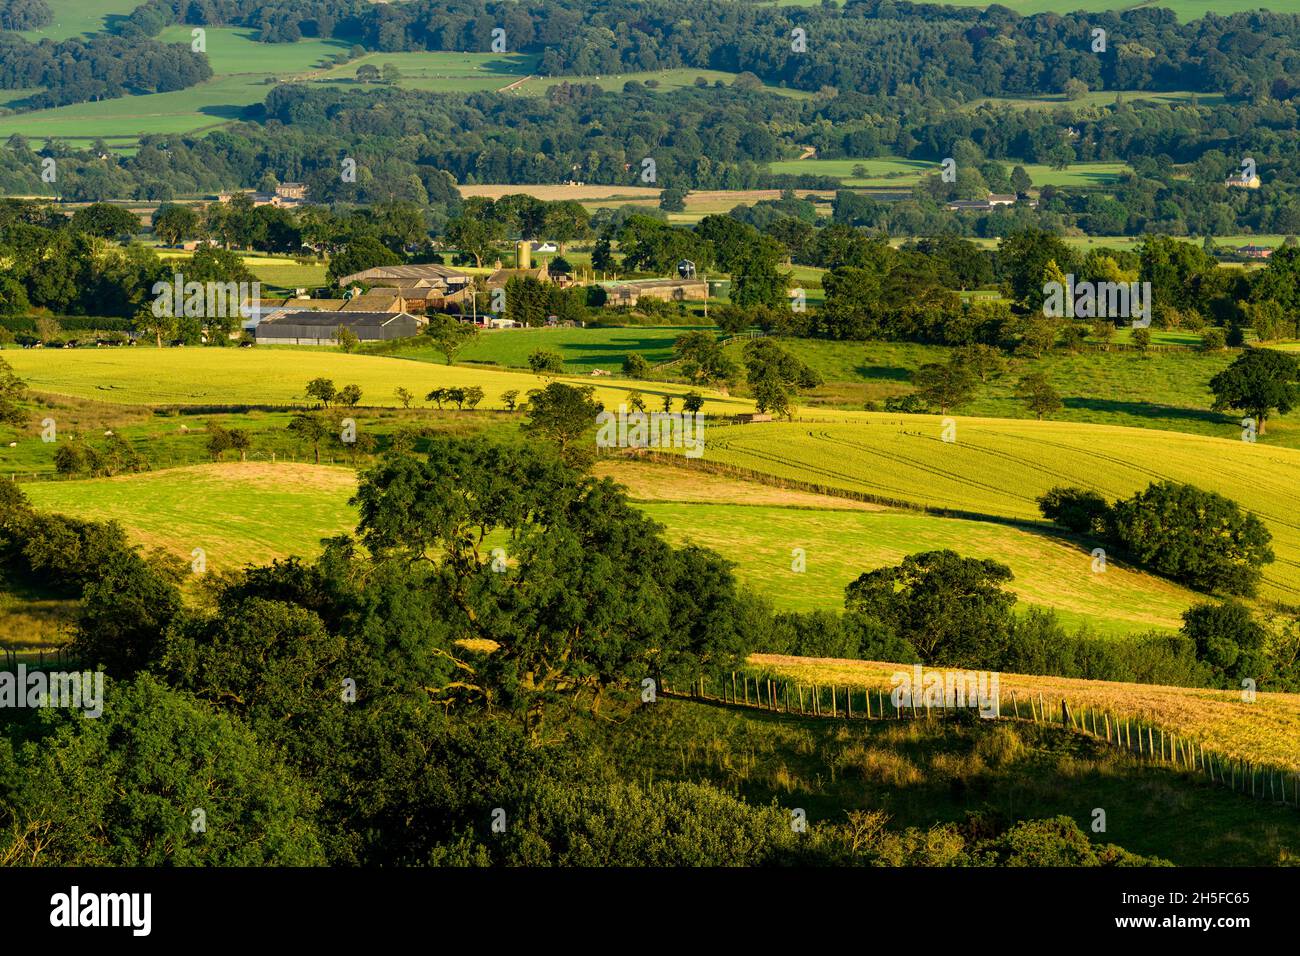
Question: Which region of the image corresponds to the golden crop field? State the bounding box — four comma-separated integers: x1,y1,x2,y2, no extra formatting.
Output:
3,348,752,413
673,414,1300,604
752,654,1300,773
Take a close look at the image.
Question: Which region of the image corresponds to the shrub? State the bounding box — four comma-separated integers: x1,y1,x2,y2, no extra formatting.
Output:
1036,486,1110,534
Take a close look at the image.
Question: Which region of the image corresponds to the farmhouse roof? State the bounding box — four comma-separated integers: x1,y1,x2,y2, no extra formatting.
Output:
260,310,422,330
337,264,471,286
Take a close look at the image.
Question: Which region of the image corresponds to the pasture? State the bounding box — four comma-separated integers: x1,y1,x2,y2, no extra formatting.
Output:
12,453,1196,637
1,347,751,412
667,416,1300,604
16,0,139,40
639,500,1195,636
726,338,1300,447
397,325,707,372
23,462,357,575
768,156,1129,189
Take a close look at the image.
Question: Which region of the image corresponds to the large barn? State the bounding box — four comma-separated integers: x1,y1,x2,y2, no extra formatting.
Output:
254,311,426,346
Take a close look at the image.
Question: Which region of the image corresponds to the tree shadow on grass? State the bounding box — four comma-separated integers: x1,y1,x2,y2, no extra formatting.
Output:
1063,396,1231,426
856,364,913,382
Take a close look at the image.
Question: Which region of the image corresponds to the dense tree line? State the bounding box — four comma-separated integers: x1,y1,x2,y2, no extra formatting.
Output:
0,32,211,109
0,0,51,31
114,0,370,43
350,1,1300,101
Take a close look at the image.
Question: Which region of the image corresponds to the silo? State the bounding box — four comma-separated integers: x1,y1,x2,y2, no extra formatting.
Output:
516,240,531,270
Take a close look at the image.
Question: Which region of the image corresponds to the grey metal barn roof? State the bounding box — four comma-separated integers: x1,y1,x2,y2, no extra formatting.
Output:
259,310,416,329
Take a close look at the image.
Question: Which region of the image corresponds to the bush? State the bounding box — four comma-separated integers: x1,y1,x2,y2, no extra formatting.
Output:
1200,327,1226,351
1109,481,1273,596
1181,600,1270,689
1036,486,1110,534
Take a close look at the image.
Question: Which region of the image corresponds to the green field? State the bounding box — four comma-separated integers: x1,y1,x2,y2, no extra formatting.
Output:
728,338,1300,447
641,501,1195,636
665,416,1300,604
23,462,356,574
14,457,1197,637
396,325,708,372
769,156,1129,189
17,0,140,40
1,347,751,412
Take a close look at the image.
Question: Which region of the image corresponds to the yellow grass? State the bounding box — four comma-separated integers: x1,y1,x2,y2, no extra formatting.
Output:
3,348,752,412
753,654,1300,772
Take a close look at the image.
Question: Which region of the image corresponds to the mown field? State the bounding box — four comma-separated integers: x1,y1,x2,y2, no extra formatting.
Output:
8,450,1198,637
752,654,1300,774
665,416,1300,605
1,347,751,412
22,462,357,575
639,500,1195,635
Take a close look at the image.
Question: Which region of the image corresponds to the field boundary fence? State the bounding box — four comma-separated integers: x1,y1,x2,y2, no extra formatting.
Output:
663,672,1299,810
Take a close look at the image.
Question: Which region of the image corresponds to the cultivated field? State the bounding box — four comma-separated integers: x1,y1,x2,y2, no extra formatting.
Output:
2,348,752,412
663,415,1300,605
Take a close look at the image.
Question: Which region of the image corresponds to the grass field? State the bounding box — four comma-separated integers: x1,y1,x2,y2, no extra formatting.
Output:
23,462,356,574
11,451,1196,637
639,501,1195,635
395,325,707,372
661,415,1300,605
308,50,538,93
16,0,139,40
726,338,1300,447
1,347,751,412
752,654,1300,774
768,156,1129,189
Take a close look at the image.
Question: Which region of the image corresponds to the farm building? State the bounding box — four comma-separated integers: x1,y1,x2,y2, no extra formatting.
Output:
254,311,426,346
1237,244,1273,259
946,193,1033,212
604,277,708,306
337,262,471,288
487,264,551,290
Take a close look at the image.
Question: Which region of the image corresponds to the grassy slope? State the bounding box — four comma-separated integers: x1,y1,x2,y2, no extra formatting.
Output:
730,338,1300,448
605,697,1300,865
1,347,750,412
662,414,1300,605
752,654,1300,774
638,501,1194,636
23,461,357,574
13,451,1198,637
